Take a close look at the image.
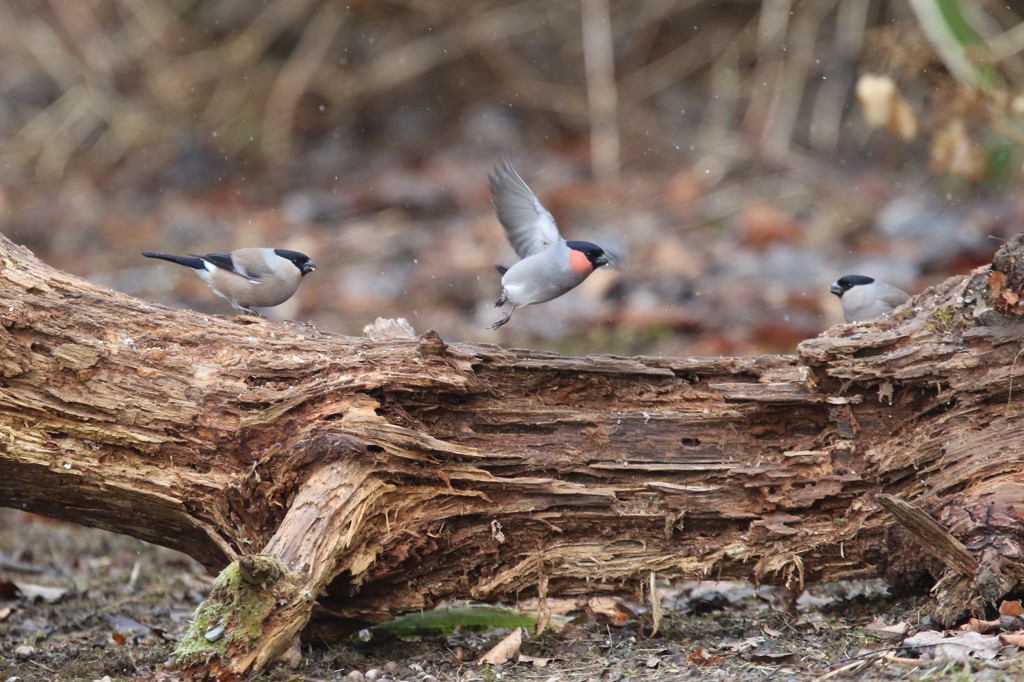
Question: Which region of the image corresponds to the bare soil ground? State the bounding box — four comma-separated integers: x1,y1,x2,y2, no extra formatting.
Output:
4,509,1024,681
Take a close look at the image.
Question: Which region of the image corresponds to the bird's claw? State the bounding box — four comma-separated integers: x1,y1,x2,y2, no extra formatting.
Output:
488,313,512,329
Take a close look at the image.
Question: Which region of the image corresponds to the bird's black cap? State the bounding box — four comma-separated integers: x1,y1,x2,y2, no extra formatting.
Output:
830,274,875,297
566,241,610,268
275,249,316,275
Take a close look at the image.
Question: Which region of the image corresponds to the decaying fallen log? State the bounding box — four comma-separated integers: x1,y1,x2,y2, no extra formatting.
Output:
2,231,1024,679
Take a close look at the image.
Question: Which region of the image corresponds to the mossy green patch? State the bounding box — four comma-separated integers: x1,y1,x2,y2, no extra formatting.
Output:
926,305,971,335
173,555,295,669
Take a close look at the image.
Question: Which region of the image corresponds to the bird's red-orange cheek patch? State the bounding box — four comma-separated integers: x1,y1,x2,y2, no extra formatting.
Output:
568,249,594,277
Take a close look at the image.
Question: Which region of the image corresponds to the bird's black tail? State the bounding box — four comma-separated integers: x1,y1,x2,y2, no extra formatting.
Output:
141,252,206,270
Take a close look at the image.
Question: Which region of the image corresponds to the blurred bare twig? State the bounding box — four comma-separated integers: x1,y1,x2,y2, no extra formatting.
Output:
580,0,620,181
262,3,345,157
0,0,1022,185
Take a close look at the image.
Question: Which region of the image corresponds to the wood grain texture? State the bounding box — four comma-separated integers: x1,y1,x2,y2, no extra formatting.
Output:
3,232,1024,678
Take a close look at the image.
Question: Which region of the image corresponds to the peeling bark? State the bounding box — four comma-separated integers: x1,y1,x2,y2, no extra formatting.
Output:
2,232,1024,679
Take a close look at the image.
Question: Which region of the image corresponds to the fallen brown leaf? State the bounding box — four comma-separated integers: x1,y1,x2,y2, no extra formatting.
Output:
1000,600,1023,617
1000,631,1024,647
989,271,1008,298
960,617,1001,634
865,616,910,638
479,627,522,666
687,647,726,666
856,73,918,141
584,597,631,626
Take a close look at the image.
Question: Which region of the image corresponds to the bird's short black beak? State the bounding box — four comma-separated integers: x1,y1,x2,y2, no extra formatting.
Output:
302,262,317,275
595,254,610,268
829,283,843,297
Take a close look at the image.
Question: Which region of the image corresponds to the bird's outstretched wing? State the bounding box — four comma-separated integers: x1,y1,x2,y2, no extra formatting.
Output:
488,160,562,258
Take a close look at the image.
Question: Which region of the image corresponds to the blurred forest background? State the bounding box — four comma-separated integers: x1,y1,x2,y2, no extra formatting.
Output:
2,0,1023,356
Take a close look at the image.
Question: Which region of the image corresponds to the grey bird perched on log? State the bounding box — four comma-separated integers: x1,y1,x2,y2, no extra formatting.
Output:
142,248,315,315
488,160,617,329
829,274,910,322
